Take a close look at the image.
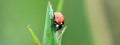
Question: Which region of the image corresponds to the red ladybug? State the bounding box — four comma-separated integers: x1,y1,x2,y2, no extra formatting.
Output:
54,12,64,30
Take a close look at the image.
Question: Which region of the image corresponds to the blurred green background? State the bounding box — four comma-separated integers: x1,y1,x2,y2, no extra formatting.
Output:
0,0,120,45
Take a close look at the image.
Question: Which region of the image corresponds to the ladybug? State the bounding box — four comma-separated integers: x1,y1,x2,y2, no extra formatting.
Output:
54,12,64,31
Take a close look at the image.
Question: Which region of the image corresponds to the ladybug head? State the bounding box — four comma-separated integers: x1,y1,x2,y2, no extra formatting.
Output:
56,24,62,30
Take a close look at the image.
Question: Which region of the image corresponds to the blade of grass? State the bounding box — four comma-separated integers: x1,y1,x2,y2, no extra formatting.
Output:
56,26,67,45
42,1,55,45
28,26,41,45
58,26,67,41
56,0,64,12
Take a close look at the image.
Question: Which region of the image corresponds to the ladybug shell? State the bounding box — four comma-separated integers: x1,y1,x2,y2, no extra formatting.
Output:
54,12,64,25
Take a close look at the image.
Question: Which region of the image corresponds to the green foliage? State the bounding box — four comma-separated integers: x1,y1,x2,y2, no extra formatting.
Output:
28,1,66,45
